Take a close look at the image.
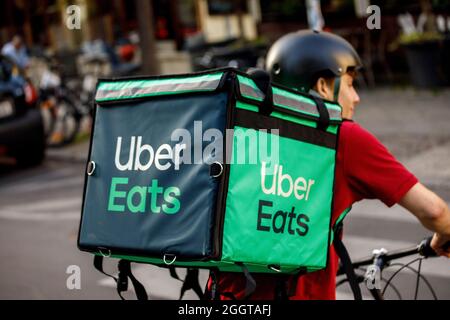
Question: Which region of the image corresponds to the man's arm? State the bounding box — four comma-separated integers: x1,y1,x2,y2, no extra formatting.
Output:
399,182,450,257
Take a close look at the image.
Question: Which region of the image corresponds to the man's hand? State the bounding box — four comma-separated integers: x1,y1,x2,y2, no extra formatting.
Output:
431,233,450,258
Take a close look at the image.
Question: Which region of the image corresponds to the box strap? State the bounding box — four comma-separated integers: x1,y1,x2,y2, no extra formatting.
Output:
93,255,148,300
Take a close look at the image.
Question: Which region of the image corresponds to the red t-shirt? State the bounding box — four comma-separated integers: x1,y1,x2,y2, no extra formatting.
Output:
209,120,418,300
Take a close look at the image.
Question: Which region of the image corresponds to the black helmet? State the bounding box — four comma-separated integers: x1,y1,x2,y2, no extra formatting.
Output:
265,30,362,95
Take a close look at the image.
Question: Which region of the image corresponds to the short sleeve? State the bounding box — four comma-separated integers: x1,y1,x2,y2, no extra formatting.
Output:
342,122,418,207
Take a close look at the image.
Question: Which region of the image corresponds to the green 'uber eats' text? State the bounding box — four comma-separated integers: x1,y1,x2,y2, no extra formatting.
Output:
108,177,181,214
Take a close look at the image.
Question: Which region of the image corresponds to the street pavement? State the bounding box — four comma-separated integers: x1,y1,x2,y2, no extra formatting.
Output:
0,88,449,300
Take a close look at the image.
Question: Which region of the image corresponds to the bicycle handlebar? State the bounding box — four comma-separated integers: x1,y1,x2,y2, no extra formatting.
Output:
419,236,437,257
338,236,449,275
418,236,450,257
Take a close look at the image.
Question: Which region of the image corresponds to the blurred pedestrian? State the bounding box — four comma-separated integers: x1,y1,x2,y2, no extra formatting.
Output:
1,35,30,69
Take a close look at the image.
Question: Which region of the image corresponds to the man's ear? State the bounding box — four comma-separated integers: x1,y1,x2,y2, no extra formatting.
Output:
314,77,334,100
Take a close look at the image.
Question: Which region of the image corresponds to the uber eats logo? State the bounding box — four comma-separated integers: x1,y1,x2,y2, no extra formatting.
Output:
107,136,185,214
105,123,280,215
256,161,315,237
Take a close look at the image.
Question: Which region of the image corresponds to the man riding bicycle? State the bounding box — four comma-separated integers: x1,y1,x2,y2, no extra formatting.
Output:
207,30,450,300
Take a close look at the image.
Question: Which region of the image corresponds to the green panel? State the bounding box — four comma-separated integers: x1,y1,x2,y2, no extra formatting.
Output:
273,86,342,114
221,127,335,270
236,101,338,134
271,111,339,134
236,100,259,112
236,74,342,121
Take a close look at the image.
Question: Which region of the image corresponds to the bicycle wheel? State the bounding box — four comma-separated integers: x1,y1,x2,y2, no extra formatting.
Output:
49,97,81,147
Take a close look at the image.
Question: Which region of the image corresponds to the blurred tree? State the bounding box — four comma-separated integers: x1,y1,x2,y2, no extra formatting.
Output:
135,0,159,74
233,0,246,39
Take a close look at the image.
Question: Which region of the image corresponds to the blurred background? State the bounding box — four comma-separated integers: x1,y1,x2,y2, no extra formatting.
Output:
0,0,449,300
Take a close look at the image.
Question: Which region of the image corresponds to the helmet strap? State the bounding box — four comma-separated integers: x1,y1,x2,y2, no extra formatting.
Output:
333,76,341,102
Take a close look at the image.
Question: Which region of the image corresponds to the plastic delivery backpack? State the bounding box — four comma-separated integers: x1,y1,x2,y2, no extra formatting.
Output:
78,68,345,300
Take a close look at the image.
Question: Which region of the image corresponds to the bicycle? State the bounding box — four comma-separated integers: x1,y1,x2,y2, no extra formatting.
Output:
37,53,85,147
336,236,449,300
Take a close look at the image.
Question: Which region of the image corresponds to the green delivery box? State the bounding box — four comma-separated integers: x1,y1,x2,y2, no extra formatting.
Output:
78,68,343,275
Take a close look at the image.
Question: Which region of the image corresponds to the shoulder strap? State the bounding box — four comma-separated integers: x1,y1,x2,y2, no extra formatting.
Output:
118,259,148,300
178,268,204,300
332,208,362,300
94,255,124,300
310,95,330,131
333,230,362,300
235,262,256,300
246,68,273,116
93,256,148,300
330,207,352,244
168,267,204,300
204,269,239,300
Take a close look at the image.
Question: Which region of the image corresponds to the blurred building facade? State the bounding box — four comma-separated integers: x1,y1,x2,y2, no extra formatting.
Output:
1,1,448,85
1,1,443,50
0,0,261,50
